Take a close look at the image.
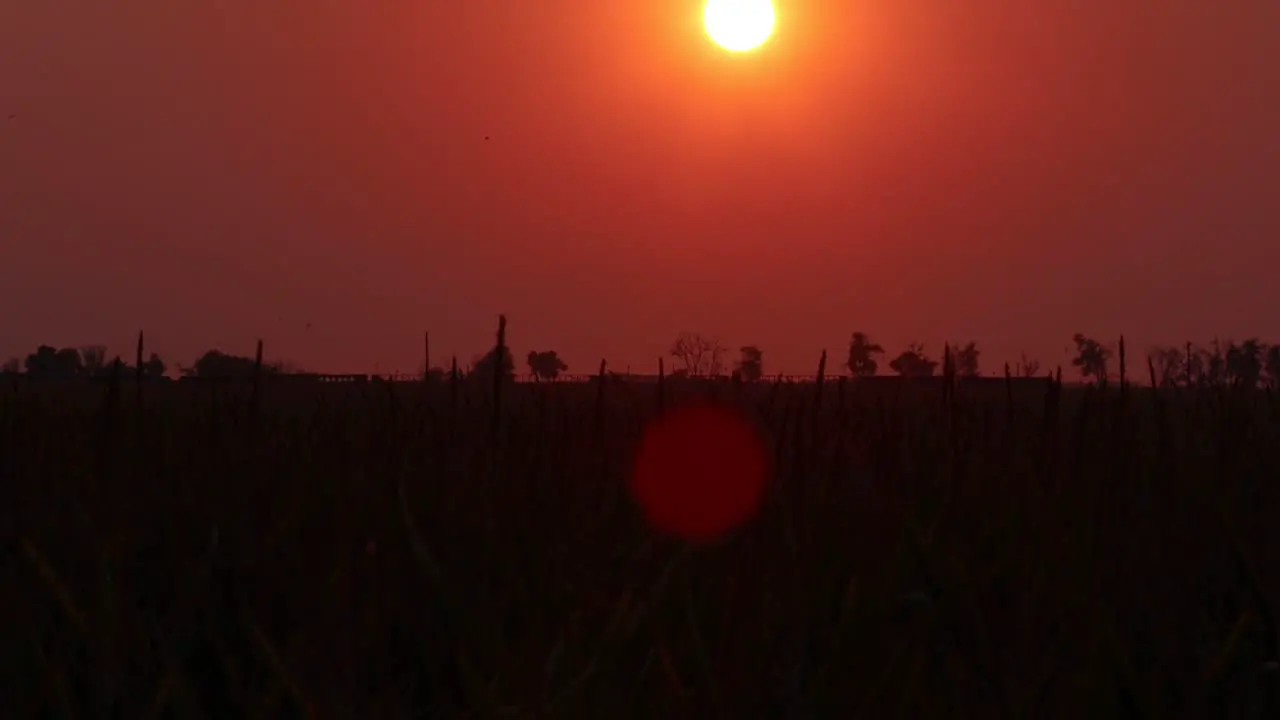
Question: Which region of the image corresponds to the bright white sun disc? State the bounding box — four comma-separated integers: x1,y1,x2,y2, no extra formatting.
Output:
704,0,776,52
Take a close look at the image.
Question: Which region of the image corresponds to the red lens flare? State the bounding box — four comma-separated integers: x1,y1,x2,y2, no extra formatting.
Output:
628,401,768,542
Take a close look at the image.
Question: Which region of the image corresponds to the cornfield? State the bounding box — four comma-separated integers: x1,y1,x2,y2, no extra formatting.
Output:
3,350,1279,718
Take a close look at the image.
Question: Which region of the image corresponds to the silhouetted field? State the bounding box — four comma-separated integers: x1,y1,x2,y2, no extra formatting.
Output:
4,373,1279,718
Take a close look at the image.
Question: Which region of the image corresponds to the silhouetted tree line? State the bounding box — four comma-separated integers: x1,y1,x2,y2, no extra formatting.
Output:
418,339,569,384
178,349,287,379
1,344,166,380
0,345,301,381
1144,338,1280,389
6,329,1279,388
677,330,1280,389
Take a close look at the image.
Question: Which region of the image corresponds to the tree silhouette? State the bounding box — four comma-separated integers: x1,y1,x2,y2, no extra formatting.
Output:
142,352,167,379
472,345,515,382
670,332,724,376
737,345,764,382
80,345,107,376
708,343,727,377
418,363,447,382
24,346,83,379
1182,343,1203,386
888,343,938,378
950,341,980,377
1,357,19,374
1149,345,1185,387
526,350,568,381
846,332,884,377
1016,352,1041,378
59,348,83,376
1070,333,1110,384
1225,338,1265,388
1199,339,1227,386
1265,345,1280,388
191,350,268,378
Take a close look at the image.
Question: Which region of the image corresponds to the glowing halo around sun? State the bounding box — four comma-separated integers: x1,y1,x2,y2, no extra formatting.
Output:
703,0,776,53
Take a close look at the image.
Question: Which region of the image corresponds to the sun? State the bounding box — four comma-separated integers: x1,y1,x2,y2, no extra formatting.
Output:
703,0,776,53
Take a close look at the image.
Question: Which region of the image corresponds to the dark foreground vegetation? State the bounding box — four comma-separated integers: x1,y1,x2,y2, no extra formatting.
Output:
4,366,1280,719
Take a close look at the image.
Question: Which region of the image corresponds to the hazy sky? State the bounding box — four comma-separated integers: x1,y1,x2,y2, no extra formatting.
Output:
2,1,1277,375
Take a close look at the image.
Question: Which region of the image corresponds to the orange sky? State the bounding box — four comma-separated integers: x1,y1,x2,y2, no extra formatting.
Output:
2,1,1277,375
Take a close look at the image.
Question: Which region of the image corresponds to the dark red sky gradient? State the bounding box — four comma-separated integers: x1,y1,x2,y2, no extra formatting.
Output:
2,1,1277,375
